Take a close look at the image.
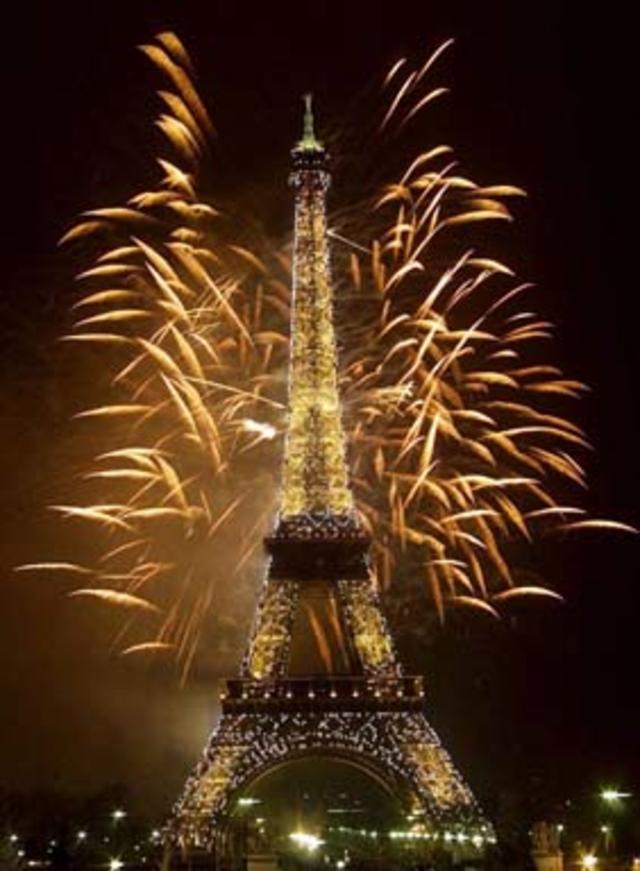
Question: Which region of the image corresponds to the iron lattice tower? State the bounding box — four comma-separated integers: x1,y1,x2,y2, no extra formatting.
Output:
165,97,491,866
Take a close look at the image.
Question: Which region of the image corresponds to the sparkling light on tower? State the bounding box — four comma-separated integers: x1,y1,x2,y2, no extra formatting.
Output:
162,95,491,867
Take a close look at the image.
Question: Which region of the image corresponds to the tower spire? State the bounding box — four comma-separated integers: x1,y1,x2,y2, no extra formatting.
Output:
279,97,353,520
299,92,322,151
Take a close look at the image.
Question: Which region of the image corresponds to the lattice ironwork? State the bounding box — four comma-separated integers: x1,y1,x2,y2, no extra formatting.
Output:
242,579,297,680
165,99,492,867
338,578,400,676
168,706,488,852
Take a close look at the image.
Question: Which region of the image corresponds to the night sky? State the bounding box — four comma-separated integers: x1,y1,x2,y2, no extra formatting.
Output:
1,0,638,828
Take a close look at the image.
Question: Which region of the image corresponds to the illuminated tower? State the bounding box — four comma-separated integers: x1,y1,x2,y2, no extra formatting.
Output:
165,96,491,867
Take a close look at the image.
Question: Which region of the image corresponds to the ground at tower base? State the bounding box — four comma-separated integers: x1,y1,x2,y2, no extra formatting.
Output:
2,784,639,870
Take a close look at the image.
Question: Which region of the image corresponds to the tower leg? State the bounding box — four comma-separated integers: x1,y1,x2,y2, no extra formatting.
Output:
159,845,172,871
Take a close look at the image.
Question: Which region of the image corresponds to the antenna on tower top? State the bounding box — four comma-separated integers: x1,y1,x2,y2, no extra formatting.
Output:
298,92,323,152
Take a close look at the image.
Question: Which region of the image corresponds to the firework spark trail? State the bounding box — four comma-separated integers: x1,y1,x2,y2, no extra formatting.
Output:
19,34,634,676
337,47,635,619
25,33,289,679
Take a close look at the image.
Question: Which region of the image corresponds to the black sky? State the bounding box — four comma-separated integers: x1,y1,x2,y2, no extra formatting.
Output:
1,0,638,825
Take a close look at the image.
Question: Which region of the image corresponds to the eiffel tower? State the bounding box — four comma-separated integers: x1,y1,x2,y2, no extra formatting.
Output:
164,96,492,868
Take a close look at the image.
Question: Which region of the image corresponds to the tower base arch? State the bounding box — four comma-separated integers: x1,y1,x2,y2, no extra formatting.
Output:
165,680,493,869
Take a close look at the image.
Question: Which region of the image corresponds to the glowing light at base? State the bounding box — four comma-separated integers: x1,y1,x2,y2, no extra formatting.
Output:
289,831,324,851
600,788,631,803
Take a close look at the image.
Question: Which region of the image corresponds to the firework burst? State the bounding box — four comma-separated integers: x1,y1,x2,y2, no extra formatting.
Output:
20,33,633,677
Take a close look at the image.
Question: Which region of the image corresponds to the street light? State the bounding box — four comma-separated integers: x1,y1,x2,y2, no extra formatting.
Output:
600,789,631,804
237,797,260,807
582,855,598,869
289,831,323,852
599,825,613,853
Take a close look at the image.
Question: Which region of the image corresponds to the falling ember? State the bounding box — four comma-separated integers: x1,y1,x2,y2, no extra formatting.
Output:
15,562,95,575
120,641,175,656
68,589,161,614
28,32,634,677
559,519,638,534
241,419,278,440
